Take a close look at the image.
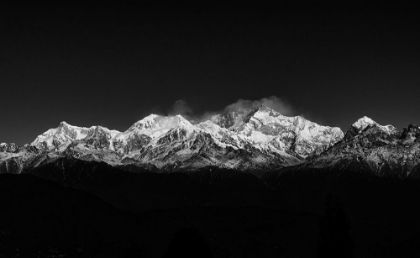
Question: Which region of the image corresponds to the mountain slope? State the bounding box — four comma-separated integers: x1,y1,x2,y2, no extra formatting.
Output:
27,157,271,211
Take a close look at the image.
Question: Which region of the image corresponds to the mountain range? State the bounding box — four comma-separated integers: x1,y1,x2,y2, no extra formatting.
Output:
1,104,419,179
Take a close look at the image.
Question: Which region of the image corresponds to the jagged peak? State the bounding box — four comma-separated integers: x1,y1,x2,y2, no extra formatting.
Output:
352,116,377,130
211,103,344,137
350,116,398,136
128,114,194,132
91,124,116,131
58,121,79,130
139,114,160,121
57,121,87,130
59,121,69,126
131,114,161,127
231,105,329,129
250,106,340,132
58,121,117,132
31,121,92,147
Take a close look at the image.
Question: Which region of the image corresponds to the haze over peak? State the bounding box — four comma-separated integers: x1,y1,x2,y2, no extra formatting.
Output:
165,96,300,125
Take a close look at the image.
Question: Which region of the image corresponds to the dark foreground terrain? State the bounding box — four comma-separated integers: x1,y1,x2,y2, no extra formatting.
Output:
2,162,420,257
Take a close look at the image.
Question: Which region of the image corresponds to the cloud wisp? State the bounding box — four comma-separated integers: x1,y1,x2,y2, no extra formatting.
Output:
224,96,294,116
168,96,297,124
168,100,193,118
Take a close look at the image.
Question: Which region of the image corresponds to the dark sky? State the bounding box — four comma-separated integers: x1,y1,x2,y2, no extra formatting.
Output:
1,3,419,145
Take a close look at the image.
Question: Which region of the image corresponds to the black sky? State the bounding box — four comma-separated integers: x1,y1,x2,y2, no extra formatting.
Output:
1,3,419,145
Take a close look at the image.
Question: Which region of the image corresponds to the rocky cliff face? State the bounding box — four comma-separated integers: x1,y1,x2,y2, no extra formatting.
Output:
0,143,44,174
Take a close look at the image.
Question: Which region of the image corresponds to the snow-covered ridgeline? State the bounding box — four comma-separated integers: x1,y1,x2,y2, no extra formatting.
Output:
16,105,344,170
4,104,420,175
31,121,120,150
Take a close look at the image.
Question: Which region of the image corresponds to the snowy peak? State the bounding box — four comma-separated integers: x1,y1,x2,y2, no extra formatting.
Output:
224,104,342,136
111,114,197,153
56,122,91,139
352,116,376,130
209,104,343,157
31,121,120,150
128,114,160,130
128,114,193,132
351,116,398,135
211,103,339,133
59,121,69,127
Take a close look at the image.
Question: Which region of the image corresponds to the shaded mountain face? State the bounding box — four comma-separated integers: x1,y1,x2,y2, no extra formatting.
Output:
25,157,272,212
0,105,343,173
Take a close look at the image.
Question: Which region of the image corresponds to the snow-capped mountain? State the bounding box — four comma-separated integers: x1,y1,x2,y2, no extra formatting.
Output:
2,105,420,180
32,121,120,151
289,116,420,178
210,105,343,157
0,105,343,173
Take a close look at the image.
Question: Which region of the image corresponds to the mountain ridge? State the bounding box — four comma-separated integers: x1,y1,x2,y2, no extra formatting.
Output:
3,105,419,178
1,105,344,173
